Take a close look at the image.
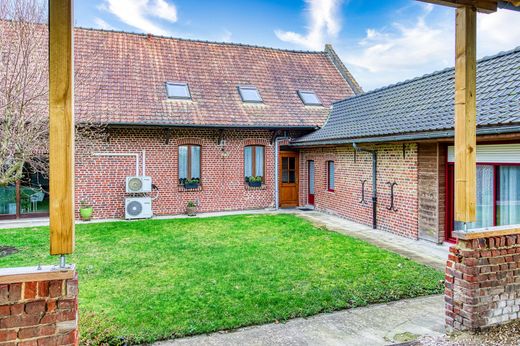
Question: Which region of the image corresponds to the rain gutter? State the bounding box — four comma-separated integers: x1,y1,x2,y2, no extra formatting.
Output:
290,125,520,147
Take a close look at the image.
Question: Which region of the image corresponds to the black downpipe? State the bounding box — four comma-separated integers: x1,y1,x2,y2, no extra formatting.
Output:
353,143,377,229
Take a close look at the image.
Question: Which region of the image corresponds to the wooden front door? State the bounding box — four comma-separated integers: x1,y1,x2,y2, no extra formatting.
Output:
279,151,299,207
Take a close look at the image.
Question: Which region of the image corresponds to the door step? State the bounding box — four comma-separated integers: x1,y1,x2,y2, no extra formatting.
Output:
297,205,315,211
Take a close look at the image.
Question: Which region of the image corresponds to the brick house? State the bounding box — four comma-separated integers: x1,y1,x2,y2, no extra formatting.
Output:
293,47,520,243
3,26,519,246
69,29,362,220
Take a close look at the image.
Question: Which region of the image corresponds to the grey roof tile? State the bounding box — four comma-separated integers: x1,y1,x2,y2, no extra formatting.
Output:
294,46,520,144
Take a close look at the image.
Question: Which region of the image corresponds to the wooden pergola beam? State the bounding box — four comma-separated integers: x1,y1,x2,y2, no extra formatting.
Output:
418,0,520,12
49,0,75,255
454,6,477,223
418,0,497,12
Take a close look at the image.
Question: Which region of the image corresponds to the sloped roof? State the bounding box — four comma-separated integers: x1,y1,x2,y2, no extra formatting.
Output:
74,28,359,128
293,46,520,145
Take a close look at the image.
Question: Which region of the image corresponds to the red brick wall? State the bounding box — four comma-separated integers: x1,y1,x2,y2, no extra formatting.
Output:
75,128,282,219
299,143,419,239
0,270,78,345
445,233,520,331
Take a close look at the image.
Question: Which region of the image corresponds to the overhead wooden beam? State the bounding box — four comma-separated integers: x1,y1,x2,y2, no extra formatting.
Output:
418,0,497,12
49,0,75,255
454,5,477,224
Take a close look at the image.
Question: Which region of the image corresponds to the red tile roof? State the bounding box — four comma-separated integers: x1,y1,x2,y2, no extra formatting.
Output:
74,28,359,128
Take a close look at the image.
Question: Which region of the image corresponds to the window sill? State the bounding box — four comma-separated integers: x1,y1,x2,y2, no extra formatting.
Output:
178,184,203,192
245,184,267,191
454,224,520,240
327,189,335,193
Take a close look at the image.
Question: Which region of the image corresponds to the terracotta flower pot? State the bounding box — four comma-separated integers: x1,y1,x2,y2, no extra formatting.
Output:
186,206,197,216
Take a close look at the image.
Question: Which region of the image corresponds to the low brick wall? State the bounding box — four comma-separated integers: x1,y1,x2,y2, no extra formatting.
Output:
445,229,520,331
0,266,78,345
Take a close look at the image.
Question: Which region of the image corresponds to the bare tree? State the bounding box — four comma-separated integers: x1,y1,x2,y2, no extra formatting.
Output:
0,0,107,188
0,0,48,186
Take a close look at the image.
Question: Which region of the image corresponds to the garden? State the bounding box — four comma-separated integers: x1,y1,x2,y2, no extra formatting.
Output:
0,214,444,345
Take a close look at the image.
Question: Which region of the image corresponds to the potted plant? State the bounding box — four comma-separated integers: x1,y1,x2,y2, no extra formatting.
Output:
79,200,93,221
247,176,263,188
182,178,200,189
186,201,197,216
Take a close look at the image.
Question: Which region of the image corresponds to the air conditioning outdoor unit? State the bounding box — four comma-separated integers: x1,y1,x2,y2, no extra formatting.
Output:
125,197,153,219
126,176,152,193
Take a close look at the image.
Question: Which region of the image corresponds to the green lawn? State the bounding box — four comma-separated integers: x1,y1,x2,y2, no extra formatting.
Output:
0,214,444,345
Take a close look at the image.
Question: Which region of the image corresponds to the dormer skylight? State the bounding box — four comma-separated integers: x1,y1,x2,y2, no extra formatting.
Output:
298,90,322,106
166,82,191,100
238,86,263,103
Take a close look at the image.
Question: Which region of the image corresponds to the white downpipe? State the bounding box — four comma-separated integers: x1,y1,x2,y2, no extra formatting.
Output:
274,134,289,210
93,152,140,176
142,150,146,176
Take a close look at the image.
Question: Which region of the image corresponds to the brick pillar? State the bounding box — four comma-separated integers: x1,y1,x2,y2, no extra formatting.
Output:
445,230,520,331
0,266,78,345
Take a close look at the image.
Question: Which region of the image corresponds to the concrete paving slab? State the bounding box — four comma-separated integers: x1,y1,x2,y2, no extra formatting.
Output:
154,295,445,346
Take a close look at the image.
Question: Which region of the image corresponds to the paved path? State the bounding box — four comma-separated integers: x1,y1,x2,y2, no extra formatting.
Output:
155,295,445,346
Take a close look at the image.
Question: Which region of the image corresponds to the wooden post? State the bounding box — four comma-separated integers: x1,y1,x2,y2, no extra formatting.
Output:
454,5,477,224
49,0,75,255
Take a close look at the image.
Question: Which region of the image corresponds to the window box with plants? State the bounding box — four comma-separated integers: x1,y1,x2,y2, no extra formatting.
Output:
180,178,200,190
246,176,263,188
79,200,93,221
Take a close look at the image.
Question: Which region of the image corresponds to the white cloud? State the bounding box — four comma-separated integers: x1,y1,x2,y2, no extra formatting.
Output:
275,0,343,50
93,17,115,31
101,0,177,36
220,29,232,42
342,6,520,91
477,10,520,57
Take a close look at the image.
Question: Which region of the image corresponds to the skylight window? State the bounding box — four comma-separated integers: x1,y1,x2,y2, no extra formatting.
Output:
298,90,322,106
166,82,191,100
238,86,263,103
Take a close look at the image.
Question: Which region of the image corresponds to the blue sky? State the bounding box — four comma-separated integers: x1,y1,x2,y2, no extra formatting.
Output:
75,0,520,91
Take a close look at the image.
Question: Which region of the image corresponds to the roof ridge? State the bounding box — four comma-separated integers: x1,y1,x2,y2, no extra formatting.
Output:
332,45,520,106
75,26,325,55
324,44,364,95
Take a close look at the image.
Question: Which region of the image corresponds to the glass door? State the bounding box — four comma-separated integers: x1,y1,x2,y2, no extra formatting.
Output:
497,166,520,225
448,164,520,241
0,165,50,219
20,167,49,217
461,165,495,230
0,184,17,219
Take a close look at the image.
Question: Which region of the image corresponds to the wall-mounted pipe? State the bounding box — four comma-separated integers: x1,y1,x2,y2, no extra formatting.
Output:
142,150,146,176
353,143,378,229
274,131,289,209
93,153,140,176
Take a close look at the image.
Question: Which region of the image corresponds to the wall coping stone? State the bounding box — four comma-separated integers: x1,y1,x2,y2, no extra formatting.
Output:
454,224,520,240
0,265,75,284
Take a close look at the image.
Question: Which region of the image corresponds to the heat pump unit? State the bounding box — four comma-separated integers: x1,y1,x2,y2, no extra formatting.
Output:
126,176,152,193
125,197,153,219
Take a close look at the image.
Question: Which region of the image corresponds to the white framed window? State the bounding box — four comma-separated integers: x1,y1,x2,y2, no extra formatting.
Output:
178,145,201,183
244,145,265,181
